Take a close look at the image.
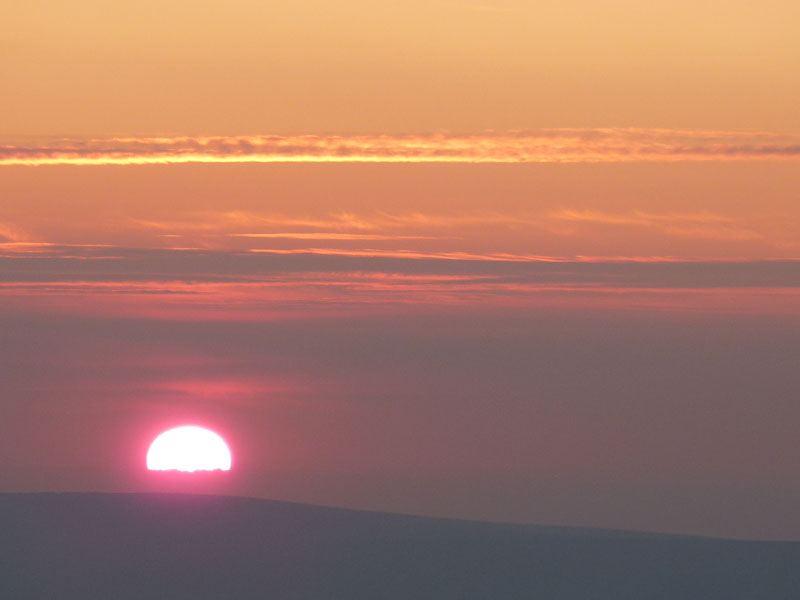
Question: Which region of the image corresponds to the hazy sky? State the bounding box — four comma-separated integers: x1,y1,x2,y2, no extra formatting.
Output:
3,0,800,134
1,1,799,539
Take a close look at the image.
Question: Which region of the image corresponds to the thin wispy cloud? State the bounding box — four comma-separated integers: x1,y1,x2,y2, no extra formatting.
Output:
0,223,29,243
3,129,800,165
231,233,442,241
132,212,384,233
124,208,775,248
130,211,535,236
549,209,737,227
130,208,750,234
548,209,764,241
248,247,563,262
2,205,788,259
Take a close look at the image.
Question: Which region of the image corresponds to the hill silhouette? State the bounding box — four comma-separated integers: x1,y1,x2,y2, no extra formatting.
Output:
2,492,798,599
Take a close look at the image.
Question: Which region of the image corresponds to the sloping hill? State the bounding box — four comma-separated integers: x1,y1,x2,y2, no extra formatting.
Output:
1,492,798,599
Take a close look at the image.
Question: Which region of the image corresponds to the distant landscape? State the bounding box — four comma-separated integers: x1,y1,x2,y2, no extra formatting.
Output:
3,492,799,599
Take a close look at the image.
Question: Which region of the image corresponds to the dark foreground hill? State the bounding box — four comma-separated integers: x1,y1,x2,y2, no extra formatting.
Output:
1,493,798,599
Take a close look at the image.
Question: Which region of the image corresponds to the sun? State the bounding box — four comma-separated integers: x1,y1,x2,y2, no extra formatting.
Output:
146,426,232,472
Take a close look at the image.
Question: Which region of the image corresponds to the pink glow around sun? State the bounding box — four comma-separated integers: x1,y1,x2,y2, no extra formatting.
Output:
146,426,232,472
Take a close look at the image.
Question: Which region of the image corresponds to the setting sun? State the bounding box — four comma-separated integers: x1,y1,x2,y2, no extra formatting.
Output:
146,426,232,472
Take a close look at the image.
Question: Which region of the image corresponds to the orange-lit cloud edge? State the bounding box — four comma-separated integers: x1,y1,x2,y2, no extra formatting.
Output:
2,129,800,165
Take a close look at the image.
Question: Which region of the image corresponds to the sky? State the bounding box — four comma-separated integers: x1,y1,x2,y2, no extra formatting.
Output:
1,1,799,540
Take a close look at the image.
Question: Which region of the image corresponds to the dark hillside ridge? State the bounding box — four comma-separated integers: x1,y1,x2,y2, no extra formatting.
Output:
2,492,798,599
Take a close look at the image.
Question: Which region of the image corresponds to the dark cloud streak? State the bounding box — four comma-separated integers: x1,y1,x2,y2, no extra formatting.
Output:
2,246,800,289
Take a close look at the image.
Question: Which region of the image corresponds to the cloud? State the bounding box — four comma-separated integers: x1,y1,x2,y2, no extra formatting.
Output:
548,209,763,241
0,222,28,243
37,247,770,326
132,212,387,234
119,207,771,248
2,129,800,165
549,209,736,227
3,243,800,288
231,233,442,241
248,247,562,263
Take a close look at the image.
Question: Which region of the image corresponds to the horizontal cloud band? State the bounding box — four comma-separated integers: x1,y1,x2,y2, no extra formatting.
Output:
2,246,799,317
2,129,800,165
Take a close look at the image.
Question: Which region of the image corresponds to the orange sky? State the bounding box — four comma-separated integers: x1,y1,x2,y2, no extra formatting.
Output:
3,1,799,135
2,161,799,260
2,1,799,262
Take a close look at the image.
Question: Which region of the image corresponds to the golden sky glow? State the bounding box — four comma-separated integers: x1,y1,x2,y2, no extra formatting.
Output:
3,1,800,135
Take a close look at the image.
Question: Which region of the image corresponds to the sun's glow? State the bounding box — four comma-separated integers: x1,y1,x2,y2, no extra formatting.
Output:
146,426,232,472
